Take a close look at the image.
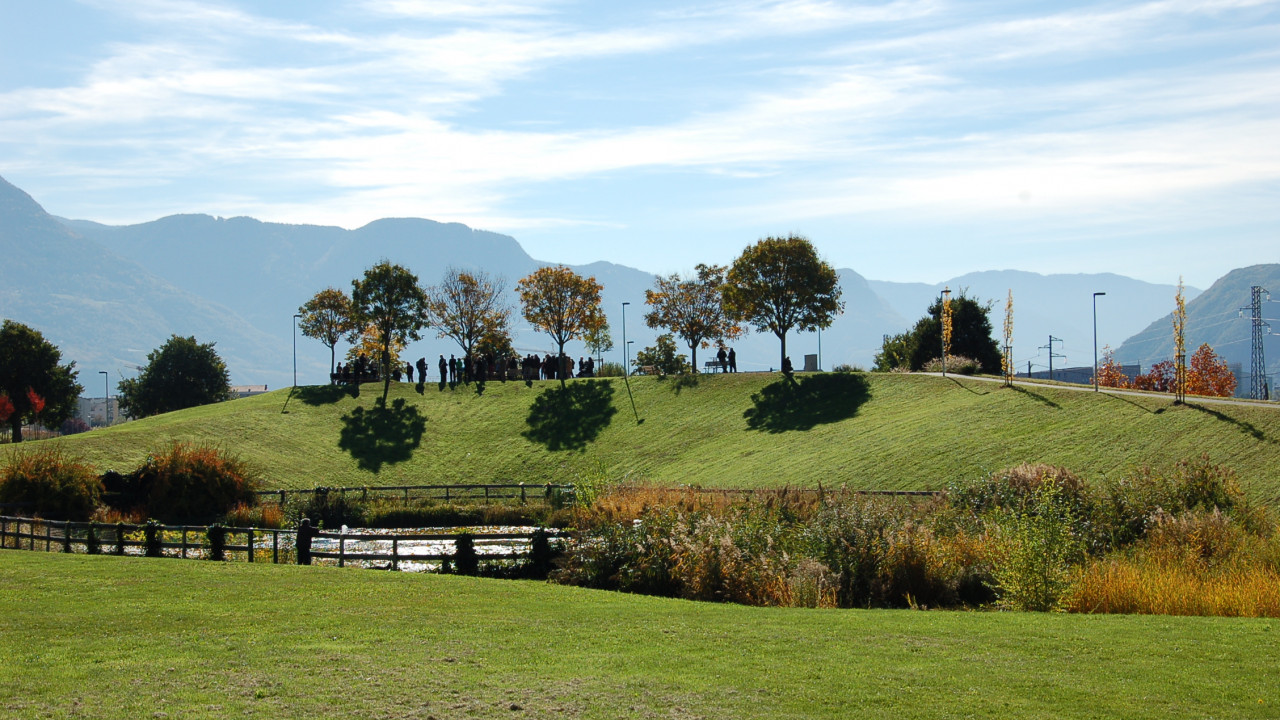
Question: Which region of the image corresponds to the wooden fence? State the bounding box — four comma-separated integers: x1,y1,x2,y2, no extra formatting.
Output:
0,515,565,573
250,482,577,507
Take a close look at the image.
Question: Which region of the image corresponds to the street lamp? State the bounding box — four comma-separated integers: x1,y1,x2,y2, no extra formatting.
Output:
1093,292,1106,392
621,302,630,377
98,371,108,426
292,313,302,388
626,340,635,373
940,287,952,376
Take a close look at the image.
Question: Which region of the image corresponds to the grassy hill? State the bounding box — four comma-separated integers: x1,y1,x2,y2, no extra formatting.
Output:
3,552,1276,719
41,372,1280,500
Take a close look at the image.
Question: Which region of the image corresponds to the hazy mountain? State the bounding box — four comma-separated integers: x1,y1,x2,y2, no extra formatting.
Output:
870,271,1198,372
59,202,906,377
0,176,285,387
1114,264,1280,393
5,173,1262,390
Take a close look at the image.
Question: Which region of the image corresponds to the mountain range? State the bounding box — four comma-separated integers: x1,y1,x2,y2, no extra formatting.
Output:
3,173,1274,396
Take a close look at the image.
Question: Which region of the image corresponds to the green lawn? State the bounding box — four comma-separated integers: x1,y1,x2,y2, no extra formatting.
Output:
1,552,1276,719
42,372,1280,500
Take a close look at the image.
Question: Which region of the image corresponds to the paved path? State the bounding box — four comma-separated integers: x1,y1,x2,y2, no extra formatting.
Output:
920,372,1279,411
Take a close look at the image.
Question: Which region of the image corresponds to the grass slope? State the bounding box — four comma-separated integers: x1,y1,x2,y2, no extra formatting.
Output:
45,373,1280,500
2,552,1276,719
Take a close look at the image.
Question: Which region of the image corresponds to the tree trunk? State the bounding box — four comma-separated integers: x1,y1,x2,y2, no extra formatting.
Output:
778,329,787,372
329,344,336,376
9,418,21,443
690,343,698,374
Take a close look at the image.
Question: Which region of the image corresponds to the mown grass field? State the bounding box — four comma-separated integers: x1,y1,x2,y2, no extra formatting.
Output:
42,372,1280,500
1,551,1276,719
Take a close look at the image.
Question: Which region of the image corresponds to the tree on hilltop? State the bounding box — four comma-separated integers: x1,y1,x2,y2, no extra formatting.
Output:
117,335,230,418
298,288,358,377
721,235,842,370
517,265,605,387
423,268,512,361
644,263,741,372
0,320,82,442
351,261,428,402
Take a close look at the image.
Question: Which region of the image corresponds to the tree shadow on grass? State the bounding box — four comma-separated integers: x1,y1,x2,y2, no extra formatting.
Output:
1186,402,1273,444
338,397,427,472
947,376,990,395
1009,384,1060,409
744,372,871,433
523,380,617,452
296,383,360,406
1101,391,1161,415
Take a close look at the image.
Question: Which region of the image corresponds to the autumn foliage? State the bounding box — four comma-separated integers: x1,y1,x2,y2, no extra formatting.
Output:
1094,346,1130,388
1186,343,1237,397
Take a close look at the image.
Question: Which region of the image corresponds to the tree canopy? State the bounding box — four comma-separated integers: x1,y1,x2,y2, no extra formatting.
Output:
1187,343,1237,397
0,320,83,442
351,261,428,401
721,235,843,369
644,263,741,372
874,292,1002,374
632,334,689,376
516,265,605,386
116,335,230,418
423,268,512,360
298,287,357,376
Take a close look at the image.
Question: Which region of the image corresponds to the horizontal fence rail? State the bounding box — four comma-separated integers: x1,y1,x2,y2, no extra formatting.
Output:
247,483,577,506
0,515,564,574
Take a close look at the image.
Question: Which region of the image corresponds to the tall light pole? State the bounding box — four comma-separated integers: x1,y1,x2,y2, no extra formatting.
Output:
292,313,301,388
621,301,630,377
98,371,108,426
1092,292,1106,392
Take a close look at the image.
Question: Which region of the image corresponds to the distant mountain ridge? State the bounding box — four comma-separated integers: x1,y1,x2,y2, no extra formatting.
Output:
1,173,1252,391
1115,265,1280,394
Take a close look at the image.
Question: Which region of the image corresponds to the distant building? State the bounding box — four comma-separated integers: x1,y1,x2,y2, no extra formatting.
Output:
76,397,122,427
230,385,269,399
1020,364,1141,386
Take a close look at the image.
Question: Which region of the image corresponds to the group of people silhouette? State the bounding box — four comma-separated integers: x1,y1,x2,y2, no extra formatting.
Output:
330,351,601,386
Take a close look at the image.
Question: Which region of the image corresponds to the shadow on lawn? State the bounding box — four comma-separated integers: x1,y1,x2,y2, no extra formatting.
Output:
295,383,360,406
1186,402,1273,444
744,372,870,433
1009,384,1060,409
523,380,617,452
338,397,427,472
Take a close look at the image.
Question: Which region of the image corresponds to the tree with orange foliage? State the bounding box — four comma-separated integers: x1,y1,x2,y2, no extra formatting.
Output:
1187,343,1237,397
1132,360,1175,392
1093,346,1129,389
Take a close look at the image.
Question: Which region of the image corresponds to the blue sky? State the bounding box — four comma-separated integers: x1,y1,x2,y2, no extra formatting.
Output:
2,0,1278,287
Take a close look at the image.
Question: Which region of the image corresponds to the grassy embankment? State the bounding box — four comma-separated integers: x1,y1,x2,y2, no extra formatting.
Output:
46,372,1280,500
1,552,1276,719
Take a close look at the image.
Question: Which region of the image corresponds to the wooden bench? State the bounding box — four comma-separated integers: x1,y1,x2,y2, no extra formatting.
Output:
704,360,728,373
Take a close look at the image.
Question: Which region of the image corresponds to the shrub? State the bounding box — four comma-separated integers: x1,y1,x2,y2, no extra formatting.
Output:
921,355,981,375
989,484,1083,611
225,502,285,529
128,443,261,524
0,445,102,520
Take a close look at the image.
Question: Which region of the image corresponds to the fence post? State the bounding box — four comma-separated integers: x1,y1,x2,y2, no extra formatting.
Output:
246,528,255,562
181,527,188,559
520,483,526,504
1,517,7,549
391,537,399,571
338,535,345,568
44,519,52,552
272,529,279,564
62,521,73,553
114,523,126,556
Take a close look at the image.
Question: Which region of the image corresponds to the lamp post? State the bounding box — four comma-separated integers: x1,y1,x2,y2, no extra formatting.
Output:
817,325,822,371
292,313,301,388
98,371,108,426
940,287,952,376
1093,292,1106,392
621,302,630,377
626,340,635,373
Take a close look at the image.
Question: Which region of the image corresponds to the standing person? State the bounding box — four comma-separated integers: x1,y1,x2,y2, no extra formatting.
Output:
782,356,793,377
449,355,458,384
728,347,737,373
717,346,728,373
416,357,428,384
438,355,448,385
